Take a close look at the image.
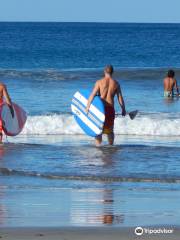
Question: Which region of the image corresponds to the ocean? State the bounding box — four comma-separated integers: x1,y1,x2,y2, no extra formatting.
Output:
0,22,180,228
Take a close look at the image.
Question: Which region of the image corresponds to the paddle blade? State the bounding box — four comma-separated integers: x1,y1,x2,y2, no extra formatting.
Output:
129,110,138,120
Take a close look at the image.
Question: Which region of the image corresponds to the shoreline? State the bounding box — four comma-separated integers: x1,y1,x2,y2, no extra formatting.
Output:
5,134,180,147
0,226,179,240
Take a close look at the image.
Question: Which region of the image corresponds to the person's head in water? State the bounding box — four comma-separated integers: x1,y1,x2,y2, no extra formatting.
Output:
167,69,175,78
104,65,114,76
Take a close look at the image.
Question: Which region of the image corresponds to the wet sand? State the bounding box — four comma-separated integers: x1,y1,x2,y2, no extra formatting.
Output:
0,227,179,240
1,136,180,236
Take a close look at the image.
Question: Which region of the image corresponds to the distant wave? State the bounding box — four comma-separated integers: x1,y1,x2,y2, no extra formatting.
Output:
1,67,180,81
0,69,75,81
20,113,180,136
0,167,180,183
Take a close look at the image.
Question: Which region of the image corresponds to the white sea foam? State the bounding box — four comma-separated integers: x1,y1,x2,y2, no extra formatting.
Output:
20,114,180,136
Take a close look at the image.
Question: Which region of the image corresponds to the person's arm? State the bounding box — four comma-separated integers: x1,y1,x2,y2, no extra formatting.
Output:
3,85,14,117
174,79,179,95
116,84,126,116
86,81,100,113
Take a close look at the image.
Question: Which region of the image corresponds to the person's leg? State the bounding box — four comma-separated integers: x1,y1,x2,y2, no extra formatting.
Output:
95,135,102,146
107,132,114,145
0,132,3,143
103,105,115,146
0,119,2,143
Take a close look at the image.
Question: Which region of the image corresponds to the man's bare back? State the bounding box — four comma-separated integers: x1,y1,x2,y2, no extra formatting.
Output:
164,77,176,92
86,75,125,113
96,77,119,106
163,70,179,97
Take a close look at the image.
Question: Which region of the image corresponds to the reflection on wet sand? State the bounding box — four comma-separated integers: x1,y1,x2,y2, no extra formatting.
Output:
0,186,7,225
70,146,124,225
70,188,124,226
99,189,124,225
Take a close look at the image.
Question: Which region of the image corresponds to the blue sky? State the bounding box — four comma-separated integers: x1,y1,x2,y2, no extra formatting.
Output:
0,0,180,23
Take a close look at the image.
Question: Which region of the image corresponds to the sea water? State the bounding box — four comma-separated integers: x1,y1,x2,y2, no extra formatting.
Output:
0,22,180,227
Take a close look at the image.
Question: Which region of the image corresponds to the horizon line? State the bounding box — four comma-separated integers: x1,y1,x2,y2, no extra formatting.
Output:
0,20,180,24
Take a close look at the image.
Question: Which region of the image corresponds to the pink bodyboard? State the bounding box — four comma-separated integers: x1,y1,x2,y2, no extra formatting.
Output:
1,103,27,136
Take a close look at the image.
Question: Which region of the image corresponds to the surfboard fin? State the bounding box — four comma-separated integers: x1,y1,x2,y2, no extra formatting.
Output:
115,110,138,120
128,110,138,120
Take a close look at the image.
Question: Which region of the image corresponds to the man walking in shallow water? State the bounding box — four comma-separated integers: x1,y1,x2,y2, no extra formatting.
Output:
0,83,14,143
86,65,126,146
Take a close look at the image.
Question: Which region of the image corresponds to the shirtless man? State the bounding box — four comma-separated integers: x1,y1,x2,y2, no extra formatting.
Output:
86,65,126,146
0,83,14,143
164,70,179,98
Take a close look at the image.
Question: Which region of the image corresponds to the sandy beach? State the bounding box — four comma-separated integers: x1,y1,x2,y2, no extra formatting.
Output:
0,227,179,240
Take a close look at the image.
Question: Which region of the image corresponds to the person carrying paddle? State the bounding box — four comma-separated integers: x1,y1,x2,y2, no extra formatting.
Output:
86,65,126,146
164,69,179,98
0,83,14,143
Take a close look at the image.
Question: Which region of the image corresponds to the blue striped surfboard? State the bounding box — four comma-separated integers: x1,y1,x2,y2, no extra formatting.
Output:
71,89,105,137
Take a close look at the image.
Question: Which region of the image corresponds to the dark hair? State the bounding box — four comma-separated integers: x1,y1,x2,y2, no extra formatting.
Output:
104,65,114,75
167,69,175,78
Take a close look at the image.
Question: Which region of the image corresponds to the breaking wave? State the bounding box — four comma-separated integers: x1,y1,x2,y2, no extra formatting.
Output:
20,113,180,136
